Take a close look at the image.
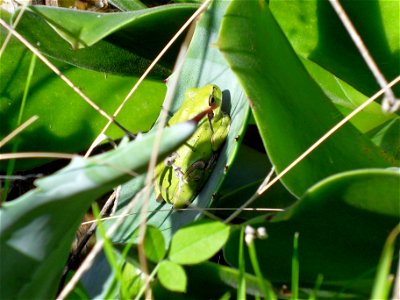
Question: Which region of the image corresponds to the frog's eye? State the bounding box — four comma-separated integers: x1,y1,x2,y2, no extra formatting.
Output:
209,95,216,106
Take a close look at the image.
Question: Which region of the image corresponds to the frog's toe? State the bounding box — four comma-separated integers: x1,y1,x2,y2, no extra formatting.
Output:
173,198,189,209
156,193,164,203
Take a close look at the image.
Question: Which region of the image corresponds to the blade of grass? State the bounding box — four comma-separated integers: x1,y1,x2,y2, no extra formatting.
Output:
1,53,37,203
0,116,38,149
103,198,151,299
0,3,27,57
247,237,276,300
393,257,400,299
57,186,147,299
237,226,246,300
133,263,160,300
329,0,399,112
92,203,127,297
291,232,299,300
370,224,400,299
308,274,324,300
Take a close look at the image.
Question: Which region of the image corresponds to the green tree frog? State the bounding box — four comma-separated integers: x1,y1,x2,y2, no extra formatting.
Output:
155,84,230,208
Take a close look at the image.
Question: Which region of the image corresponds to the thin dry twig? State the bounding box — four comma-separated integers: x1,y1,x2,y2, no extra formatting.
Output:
0,152,75,160
80,207,284,225
0,115,39,148
225,166,275,223
65,191,118,275
0,3,27,57
329,0,399,112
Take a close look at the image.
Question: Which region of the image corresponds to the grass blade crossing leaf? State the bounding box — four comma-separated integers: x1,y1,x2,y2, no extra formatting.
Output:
0,121,196,300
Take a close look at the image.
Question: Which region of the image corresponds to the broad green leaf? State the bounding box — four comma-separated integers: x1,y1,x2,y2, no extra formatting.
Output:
368,118,400,163
219,0,391,197
108,0,146,11
0,19,165,171
120,259,145,299
80,250,117,299
215,143,296,219
301,57,394,133
269,0,400,97
155,262,275,299
224,168,400,296
0,121,196,300
157,260,187,293
108,0,249,244
144,225,166,263
26,5,196,48
14,4,196,75
64,272,91,300
154,261,359,299
169,219,230,265
172,0,202,3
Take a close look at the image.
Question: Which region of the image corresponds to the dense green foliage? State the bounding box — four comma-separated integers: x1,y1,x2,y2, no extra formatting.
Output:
0,0,399,299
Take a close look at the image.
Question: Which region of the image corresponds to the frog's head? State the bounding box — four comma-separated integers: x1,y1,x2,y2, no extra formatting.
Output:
185,84,223,111
188,85,223,123
200,84,222,110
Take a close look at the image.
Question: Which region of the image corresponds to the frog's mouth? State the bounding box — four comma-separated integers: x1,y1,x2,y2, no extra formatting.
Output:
190,107,215,123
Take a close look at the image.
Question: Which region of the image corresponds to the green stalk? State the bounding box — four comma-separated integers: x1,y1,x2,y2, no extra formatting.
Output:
2,53,37,202
237,226,246,300
105,221,141,297
291,232,299,300
247,240,276,300
92,203,127,297
134,263,160,300
308,274,323,300
370,224,400,299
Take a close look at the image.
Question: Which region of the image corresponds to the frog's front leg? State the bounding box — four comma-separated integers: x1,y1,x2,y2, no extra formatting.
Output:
207,111,215,134
211,113,231,151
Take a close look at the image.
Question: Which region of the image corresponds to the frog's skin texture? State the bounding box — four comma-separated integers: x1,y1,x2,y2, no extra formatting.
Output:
155,84,230,208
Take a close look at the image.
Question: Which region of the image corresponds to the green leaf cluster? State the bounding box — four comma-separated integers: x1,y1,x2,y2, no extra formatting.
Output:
0,0,399,299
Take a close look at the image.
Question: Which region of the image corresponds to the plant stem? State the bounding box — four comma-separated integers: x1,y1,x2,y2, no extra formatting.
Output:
291,232,299,300
248,240,276,300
